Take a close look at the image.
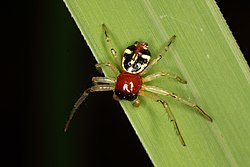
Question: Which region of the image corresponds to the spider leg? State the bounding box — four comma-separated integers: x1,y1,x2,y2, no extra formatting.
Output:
64,84,115,132
92,76,116,85
139,90,186,146
102,24,120,65
142,85,213,122
142,71,187,84
140,35,176,76
95,63,120,76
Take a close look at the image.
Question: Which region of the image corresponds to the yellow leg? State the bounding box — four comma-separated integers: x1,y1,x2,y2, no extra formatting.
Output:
142,72,187,84
102,24,120,65
142,85,213,122
139,90,186,146
95,63,120,77
140,35,176,75
64,84,115,132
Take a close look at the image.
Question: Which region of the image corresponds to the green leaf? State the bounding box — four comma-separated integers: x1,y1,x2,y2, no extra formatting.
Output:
64,0,250,166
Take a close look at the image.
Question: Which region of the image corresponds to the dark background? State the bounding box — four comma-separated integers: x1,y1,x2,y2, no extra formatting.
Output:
2,0,249,167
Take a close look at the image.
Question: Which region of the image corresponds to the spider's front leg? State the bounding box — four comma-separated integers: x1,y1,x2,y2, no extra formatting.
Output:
142,85,213,122
139,91,186,146
64,83,115,132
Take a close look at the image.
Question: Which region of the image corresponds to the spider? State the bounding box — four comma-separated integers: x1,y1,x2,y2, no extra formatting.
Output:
64,24,213,146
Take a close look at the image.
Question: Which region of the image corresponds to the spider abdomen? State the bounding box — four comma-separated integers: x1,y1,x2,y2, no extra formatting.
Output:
115,72,142,101
122,42,151,74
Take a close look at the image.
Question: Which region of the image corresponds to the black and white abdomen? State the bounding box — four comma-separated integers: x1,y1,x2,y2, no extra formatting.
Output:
121,42,151,74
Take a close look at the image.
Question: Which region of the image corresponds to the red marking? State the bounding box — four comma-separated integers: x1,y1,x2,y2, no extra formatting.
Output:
115,72,142,95
134,43,145,54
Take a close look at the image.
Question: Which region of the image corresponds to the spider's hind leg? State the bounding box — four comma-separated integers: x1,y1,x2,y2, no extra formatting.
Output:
142,71,187,84
102,24,120,66
140,35,176,76
95,63,120,76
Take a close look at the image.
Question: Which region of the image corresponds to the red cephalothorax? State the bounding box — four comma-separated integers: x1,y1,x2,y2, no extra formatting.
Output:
115,72,142,101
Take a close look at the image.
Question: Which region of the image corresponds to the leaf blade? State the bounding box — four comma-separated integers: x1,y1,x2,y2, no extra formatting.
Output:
64,0,250,166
